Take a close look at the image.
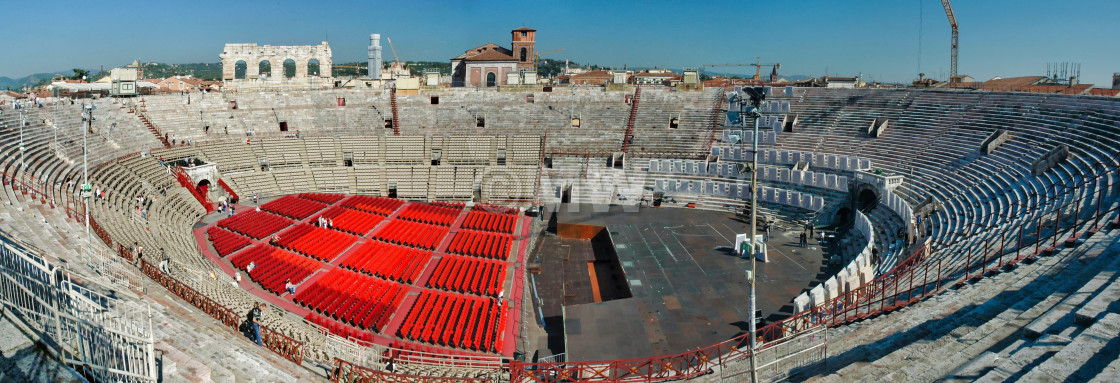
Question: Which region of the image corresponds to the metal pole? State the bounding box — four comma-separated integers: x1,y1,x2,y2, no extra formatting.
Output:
84,105,91,241
748,104,760,383
20,109,26,172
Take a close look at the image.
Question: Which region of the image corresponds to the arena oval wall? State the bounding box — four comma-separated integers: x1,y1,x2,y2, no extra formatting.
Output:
3,86,1119,381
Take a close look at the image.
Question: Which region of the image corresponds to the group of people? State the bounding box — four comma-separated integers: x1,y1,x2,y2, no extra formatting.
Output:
315,215,334,229
218,201,235,216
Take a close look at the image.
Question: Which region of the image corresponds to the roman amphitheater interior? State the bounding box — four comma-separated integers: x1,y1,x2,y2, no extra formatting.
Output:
1,83,1119,383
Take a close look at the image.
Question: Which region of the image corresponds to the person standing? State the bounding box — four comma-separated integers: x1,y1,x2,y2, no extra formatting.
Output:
247,304,265,346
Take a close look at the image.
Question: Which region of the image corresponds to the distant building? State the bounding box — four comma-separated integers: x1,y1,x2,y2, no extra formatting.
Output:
821,76,858,89
631,69,676,85
948,75,1097,95
1113,73,1120,90
450,27,537,87
110,67,139,96
1088,88,1119,97
153,76,217,93
569,70,613,86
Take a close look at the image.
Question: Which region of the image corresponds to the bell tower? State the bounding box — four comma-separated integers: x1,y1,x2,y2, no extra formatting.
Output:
511,27,536,69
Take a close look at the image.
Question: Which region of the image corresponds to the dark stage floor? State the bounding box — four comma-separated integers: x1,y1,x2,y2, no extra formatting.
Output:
530,203,832,362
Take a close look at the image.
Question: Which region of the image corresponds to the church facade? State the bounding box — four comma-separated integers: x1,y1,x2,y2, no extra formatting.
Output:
450,27,536,87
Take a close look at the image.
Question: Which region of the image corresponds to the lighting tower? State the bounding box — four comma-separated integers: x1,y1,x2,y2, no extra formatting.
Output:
738,86,766,383
941,0,958,83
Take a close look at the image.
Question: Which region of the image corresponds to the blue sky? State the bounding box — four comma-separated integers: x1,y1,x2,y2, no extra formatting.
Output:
2,0,1118,85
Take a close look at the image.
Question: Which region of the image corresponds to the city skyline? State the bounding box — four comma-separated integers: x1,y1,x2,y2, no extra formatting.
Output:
2,0,1118,85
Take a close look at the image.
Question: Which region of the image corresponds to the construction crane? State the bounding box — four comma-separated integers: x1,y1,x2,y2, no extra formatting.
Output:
385,37,409,77
535,48,564,64
941,0,959,83
703,58,780,81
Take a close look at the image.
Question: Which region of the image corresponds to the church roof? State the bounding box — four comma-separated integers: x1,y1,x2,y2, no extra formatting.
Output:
452,43,516,62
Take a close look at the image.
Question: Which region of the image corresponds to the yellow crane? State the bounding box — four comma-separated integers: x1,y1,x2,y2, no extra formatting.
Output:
535,48,564,65
703,58,780,81
941,0,959,83
385,37,408,75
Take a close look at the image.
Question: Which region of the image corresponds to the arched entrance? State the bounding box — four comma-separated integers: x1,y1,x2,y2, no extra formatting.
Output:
486,72,496,87
234,60,247,79
197,179,211,197
855,184,879,212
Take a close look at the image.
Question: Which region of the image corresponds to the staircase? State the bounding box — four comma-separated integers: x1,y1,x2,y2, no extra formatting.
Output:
621,86,642,153
390,87,401,136
706,87,728,154
134,102,172,148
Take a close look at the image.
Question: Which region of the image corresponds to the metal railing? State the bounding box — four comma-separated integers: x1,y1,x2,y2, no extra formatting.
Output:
332,357,496,383
0,231,157,382
137,259,305,365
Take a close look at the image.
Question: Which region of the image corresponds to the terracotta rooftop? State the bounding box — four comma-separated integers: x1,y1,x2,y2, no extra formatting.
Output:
463,49,516,62
452,43,515,61
571,70,612,79
513,27,536,32
978,76,1046,91
1088,88,1120,97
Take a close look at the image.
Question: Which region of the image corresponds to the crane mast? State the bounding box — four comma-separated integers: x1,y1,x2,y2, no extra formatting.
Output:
941,0,958,83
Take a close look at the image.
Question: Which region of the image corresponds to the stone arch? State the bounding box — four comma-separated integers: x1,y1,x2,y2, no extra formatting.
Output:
283,58,297,78
258,60,272,78
197,179,211,196
220,42,333,80
854,182,879,211
307,58,320,77
486,72,496,87
234,60,247,79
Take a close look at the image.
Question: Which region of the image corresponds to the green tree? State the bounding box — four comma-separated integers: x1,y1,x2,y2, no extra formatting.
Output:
70,68,90,80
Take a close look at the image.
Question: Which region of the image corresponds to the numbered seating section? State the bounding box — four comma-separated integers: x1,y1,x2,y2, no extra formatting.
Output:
426,255,506,297
315,206,383,236
293,268,406,333
446,230,513,260
298,192,345,204
339,241,431,284
217,210,292,239
206,226,253,257
461,210,517,234
340,195,404,216
396,202,464,226
229,244,319,295
277,223,357,261
372,220,450,251
396,289,507,353
261,194,328,219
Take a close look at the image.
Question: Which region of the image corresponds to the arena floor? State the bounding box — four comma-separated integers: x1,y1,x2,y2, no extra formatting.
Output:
532,203,835,362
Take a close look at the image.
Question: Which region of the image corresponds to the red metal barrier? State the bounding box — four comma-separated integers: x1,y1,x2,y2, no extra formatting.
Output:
218,178,239,203
171,166,214,213
332,358,491,383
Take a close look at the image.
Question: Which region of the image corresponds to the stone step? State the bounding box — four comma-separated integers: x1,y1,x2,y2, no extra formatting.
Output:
972,334,1071,383
1022,237,1120,338
0,313,84,382
1073,241,1120,326
1019,312,1120,381
800,230,1119,382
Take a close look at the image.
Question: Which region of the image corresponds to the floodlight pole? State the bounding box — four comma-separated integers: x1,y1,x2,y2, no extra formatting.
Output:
83,103,92,241
20,109,26,171
748,106,760,383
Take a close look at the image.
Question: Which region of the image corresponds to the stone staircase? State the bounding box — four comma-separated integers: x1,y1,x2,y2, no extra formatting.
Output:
791,227,1120,382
